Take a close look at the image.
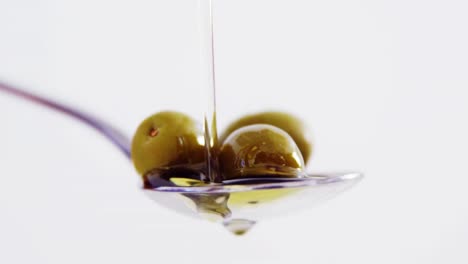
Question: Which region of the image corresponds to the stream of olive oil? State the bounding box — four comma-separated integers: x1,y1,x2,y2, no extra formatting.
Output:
199,0,220,183
197,0,255,234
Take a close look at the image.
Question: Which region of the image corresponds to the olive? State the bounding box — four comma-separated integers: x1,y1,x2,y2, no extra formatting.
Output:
219,124,305,180
131,111,205,179
220,111,313,164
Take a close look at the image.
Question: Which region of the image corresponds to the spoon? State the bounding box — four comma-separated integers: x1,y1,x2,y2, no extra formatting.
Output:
0,81,363,235
0,81,131,157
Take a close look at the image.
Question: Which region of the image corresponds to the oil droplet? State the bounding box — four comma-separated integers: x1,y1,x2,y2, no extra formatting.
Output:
223,219,256,236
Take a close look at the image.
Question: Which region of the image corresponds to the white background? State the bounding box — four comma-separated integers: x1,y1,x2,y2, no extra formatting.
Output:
1,0,468,263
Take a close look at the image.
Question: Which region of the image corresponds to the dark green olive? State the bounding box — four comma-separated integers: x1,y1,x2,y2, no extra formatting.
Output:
219,124,305,180
131,111,205,178
220,111,313,164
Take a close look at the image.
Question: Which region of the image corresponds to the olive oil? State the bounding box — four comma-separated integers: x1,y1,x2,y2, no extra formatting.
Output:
143,170,304,235
198,0,220,183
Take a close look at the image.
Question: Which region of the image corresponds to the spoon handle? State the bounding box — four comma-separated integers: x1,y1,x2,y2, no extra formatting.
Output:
0,81,131,158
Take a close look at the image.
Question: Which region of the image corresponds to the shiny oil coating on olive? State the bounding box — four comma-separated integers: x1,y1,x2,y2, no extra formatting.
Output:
219,124,305,180
220,111,313,164
131,111,205,177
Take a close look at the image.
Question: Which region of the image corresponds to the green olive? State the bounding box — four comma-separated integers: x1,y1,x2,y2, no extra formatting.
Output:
219,124,305,180
131,111,205,178
220,111,313,164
